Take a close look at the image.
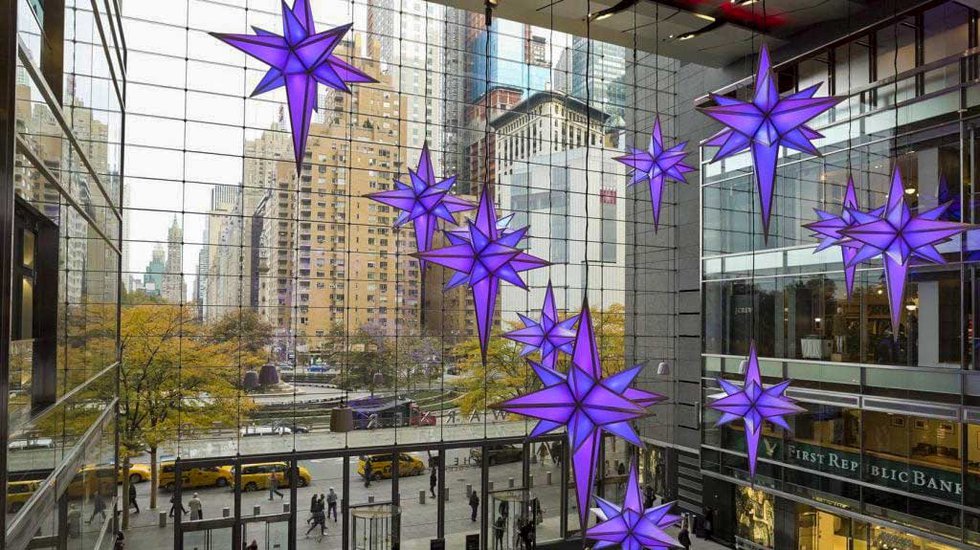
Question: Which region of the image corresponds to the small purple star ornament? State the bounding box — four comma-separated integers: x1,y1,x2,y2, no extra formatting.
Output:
366,143,474,273
698,44,842,240
492,301,665,530
587,460,682,550
415,185,548,361
841,167,973,336
615,116,693,230
211,0,376,173
503,281,578,369
708,341,804,478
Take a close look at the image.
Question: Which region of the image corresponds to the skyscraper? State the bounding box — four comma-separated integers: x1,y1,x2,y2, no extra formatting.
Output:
161,216,185,303
569,37,627,120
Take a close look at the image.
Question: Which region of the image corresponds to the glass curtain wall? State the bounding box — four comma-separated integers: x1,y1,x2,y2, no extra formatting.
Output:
113,0,673,548
701,2,980,547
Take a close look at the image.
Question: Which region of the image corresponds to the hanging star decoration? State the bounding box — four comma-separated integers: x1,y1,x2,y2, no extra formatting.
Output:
415,185,548,360
211,0,376,173
841,167,973,336
708,341,804,478
503,281,578,369
366,143,474,273
587,459,682,550
698,44,842,240
492,301,665,529
614,116,693,230
804,176,882,298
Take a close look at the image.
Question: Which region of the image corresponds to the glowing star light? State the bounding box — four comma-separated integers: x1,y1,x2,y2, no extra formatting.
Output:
708,342,804,478
804,176,882,298
587,460,682,550
492,302,665,529
211,0,377,173
415,185,548,360
503,281,578,369
614,116,693,230
366,143,474,272
698,45,842,239
841,168,973,336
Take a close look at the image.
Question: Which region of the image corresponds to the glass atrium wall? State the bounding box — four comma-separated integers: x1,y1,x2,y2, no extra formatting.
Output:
111,0,673,548
700,2,980,547
5,0,124,548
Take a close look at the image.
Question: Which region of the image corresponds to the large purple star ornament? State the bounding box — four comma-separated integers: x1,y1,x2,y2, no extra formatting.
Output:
415,185,548,360
587,460,682,550
503,281,578,369
615,116,693,230
366,143,474,272
211,0,376,173
803,176,882,298
698,45,842,240
841,167,973,336
708,342,804,478
492,301,666,529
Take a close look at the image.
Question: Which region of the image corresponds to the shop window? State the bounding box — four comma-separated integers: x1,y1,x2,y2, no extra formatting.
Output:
735,486,774,548
13,197,58,413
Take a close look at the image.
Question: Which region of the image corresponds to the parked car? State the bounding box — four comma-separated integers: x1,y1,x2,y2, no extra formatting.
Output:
8,437,54,451
240,425,292,437
231,462,311,491
357,453,425,480
273,421,310,434
471,444,523,466
159,462,233,491
6,480,41,512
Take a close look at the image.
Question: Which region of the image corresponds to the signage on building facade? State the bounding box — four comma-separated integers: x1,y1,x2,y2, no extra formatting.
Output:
782,440,962,500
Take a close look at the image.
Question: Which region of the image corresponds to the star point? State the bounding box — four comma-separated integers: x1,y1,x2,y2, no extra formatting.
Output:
212,0,377,174
493,301,666,530
698,44,843,240
366,143,474,273
708,342,804,478
615,116,693,230
587,460,682,550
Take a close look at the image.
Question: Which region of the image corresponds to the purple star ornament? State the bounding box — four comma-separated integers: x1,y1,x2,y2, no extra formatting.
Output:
587,460,682,550
615,116,693,230
211,0,376,174
415,185,548,360
492,301,665,530
366,143,474,273
698,45,842,240
841,167,973,336
503,281,578,369
708,341,804,478
804,176,882,298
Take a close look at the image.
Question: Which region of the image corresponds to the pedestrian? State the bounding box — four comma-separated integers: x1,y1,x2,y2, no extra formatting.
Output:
537,443,549,465
616,461,626,476
245,540,259,550
169,493,189,518
309,493,318,518
678,518,692,550
86,492,107,524
469,489,480,522
519,517,535,549
364,458,373,488
67,503,81,538
268,471,284,500
429,467,437,499
305,506,326,537
644,484,655,509
128,482,140,514
113,531,125,550
326,488,338,522
492,515,505,550
188,492,203,520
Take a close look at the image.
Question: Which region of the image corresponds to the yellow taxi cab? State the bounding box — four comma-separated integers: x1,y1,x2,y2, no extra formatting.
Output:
66,465,116,498
159,462,233,491
357,453,425,481
233,462,311,492
119,463,152,485
7,479,41,513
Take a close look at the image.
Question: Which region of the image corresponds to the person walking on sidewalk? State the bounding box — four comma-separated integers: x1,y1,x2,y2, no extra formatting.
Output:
678,518,692,550
469,490,480,522
188,493,203,520
169,494,189,518
326,489,338,522
429,467,438,499
305,506,326,537
268,471,284,500
128,483,140,514
364,458,373,488
87,492,107,524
